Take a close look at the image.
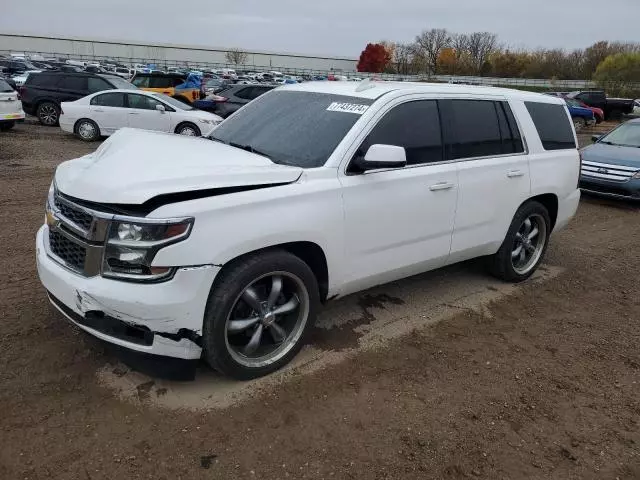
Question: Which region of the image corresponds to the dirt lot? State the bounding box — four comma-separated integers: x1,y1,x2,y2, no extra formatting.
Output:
1,123,639,480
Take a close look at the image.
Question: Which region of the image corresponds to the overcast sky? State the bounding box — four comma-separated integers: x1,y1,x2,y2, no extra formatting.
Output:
1,0,638,58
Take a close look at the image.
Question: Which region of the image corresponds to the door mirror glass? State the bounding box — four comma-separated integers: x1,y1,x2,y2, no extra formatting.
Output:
355,144,407,171
156,104,166,113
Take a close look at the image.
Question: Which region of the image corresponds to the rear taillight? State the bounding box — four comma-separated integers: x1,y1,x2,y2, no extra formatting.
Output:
209,95,227,103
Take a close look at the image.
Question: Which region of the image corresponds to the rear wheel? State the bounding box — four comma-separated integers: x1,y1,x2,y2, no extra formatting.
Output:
488,201,551,282
75,118,100,141
176,122,200,136
202,250,319,379
37,102,60,126
573,117,586,132
0,121,15,131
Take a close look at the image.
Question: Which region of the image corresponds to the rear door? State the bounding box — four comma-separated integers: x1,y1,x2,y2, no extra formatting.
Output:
89,92,128,134
57,75,88,102
442,98,530,263
125,93,171,132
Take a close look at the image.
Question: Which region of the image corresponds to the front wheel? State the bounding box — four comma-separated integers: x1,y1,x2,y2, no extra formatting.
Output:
202,250,320,379
176,122,201,136
488,201,551,282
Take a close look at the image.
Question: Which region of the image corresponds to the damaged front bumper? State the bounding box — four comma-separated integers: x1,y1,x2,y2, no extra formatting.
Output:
36,225,219,359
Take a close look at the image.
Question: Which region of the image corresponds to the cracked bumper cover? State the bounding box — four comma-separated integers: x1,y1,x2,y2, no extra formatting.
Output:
36,225,219,359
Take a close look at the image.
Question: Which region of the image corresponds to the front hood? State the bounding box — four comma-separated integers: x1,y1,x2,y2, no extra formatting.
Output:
55,128,302,204
582,143,640,169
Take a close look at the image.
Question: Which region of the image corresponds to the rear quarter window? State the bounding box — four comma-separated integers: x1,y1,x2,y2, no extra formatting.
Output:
525,102,576,150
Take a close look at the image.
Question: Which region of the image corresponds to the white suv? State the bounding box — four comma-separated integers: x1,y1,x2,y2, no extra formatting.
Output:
36,81,581,379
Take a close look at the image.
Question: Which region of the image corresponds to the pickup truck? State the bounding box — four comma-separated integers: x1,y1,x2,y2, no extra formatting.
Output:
567,90,634,120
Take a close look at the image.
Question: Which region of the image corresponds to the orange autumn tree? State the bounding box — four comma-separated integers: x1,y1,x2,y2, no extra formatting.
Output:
438,47,458,74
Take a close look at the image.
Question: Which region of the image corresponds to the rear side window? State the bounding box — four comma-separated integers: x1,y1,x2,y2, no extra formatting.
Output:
27,74,59,87
90,92,125,107
447,100,503,159
60,76,87,91
149,77,173,88
496,102,525,154
234,87,255,100
357,100,443,166
87,77,112,93
131,76,150,88
525,102,576,150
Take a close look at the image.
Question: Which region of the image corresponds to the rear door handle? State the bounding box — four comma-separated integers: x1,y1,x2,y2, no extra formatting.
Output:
429,182,455,191
507,170,525,178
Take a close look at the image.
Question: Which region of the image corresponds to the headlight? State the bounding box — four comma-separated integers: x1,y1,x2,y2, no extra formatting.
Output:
102,217,194,282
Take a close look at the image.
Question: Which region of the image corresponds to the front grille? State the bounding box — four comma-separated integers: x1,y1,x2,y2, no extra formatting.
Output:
581,161,638,183
54,196,93,230
49,230,87,272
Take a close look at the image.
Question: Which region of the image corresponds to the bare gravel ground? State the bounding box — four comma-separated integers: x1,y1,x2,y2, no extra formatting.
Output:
0,123,639,480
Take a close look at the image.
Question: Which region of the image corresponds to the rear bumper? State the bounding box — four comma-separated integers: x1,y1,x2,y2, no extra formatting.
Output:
0,111,25,121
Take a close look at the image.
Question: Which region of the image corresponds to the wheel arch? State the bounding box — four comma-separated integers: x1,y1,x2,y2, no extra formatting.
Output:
212,241,330,303
525,193,558,231
174,121,200,135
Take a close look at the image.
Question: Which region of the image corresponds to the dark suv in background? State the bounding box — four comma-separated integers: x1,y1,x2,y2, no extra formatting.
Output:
208,84,275,118
20,72,135,125
0,58,39,76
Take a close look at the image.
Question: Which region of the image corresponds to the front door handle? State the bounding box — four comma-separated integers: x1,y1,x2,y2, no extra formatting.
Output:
429,182,455,191
128,112,140,115
507,170,525,178
93,108,104,112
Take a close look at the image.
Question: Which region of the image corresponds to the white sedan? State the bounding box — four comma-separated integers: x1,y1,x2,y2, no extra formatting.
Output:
59,89,223,141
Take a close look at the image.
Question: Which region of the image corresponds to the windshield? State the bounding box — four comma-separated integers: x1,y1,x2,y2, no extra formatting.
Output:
153,93,192,110
599,123,640,148
103,75,136,89
210,91,374,168
0,79,13,92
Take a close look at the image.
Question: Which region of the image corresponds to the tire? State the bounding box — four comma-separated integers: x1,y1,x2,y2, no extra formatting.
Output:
488,201,551,283
202,249,320,380
176,122,201,137
74,118,100,141
0,121,15,131
572,117,586,132
36,101,60,126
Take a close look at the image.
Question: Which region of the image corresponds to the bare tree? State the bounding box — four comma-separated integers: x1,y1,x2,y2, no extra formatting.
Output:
393,42,413,75
225,48,248,66
467,32,497,74
414,28,450,74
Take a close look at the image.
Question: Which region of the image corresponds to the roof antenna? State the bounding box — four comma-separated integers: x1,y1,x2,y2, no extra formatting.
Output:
355,78,376,92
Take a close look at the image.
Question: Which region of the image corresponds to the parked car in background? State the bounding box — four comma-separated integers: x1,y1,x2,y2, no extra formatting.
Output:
567,90,634,119
131,72,202,104
633,99,640,116
0,58,39,76
84,65,110,74
59,89,222,141
111,67,134,79
21,71,135,125
0,70,18,91
579,119,640,199
203,77,231,95
565,98,603,124
0,77,24,131
206,84,275,118
36,83,580,379
11,70,42,87
563,99,595,132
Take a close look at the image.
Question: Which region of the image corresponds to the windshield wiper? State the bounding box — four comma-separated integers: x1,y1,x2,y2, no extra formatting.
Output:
228,142,272,160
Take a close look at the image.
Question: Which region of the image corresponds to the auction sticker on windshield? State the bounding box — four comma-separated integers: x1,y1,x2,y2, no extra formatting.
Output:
326,102,369,115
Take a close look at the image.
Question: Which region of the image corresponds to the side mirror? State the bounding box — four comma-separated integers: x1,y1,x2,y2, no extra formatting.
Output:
156,104,166,113
591,135,601,143
353,144,407,172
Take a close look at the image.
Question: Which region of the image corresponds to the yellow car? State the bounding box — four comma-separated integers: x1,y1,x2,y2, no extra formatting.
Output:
131,73,202,104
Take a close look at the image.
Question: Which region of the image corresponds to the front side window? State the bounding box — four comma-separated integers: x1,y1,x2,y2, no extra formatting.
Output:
210,91,374,168
525,102,576,150
87,77,111,93
127,94,163,110
355,100,443,167
90,92,125,107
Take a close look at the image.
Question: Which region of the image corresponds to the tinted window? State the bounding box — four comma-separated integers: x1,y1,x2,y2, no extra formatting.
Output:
90,92,125,107
210,91,374,168
60,76,87,91
234,87,254,100
27,74,59,87
87,77,112,93
127,94,163,110
525,102,576,150
101,76,136,90
131,76,150,88
357,100,443,166
448,100,502,159
496,102,525,154
149,77,173,88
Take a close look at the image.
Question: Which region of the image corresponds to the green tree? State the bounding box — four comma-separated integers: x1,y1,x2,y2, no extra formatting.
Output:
593,52,640,97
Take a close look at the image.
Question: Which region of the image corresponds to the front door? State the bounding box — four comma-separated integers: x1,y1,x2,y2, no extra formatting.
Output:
338,99,458,294
125,93,171,132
